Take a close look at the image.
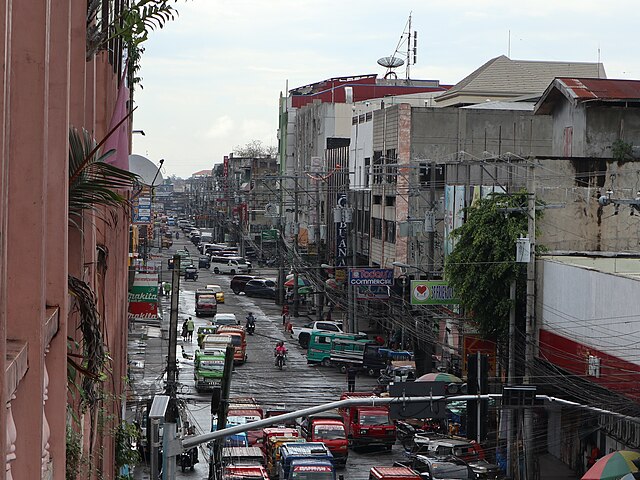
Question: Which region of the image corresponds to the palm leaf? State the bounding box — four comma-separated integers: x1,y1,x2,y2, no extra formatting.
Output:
69,126,140,224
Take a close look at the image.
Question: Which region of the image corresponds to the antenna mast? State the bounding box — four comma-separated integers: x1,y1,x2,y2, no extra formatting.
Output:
377,13,417,80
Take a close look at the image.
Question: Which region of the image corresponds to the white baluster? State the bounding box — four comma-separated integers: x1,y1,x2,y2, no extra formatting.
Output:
6,396,17,480
42,362,51,472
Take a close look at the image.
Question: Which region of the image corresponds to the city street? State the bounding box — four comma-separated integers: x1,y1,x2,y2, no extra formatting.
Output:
130,232,406,479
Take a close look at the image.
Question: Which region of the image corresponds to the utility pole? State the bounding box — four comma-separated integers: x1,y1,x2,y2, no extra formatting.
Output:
166,254,181,423
315,172,324,322
213,345,236,478
293,177,300,318
350,192,357,333
524,161,536,478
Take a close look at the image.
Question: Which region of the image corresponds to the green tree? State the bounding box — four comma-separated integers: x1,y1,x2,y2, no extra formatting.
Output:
445,191,537,340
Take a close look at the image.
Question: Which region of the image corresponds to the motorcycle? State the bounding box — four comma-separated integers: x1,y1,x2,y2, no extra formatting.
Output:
179,447,198,472
175,232,179,239
245,315,256,335
245,321,255,335
275,351,286,370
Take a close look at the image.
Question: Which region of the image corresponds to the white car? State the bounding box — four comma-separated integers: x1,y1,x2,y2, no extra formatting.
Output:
212,313,238,329
291,321,344,348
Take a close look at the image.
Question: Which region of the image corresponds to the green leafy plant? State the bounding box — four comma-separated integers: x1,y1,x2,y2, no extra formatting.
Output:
612,139,633,162
86,0,181,59
115,422,142,479
68,126,139,229
444,191,542,340
66,423,83,480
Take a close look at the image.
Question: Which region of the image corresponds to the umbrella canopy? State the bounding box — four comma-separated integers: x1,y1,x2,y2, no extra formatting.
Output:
582,451,640,480
284,277,310,287
620,474,640,480
415,372,462,383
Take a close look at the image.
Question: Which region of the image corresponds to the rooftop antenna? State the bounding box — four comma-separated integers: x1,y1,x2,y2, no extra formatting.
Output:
377,12,416,80
508,29,511,58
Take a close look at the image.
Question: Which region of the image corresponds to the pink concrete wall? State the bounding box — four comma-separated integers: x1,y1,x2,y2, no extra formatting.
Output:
1,1,131,478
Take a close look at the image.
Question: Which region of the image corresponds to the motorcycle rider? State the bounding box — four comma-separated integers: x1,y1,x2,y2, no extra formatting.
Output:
245,312,256,334
274,340,287,366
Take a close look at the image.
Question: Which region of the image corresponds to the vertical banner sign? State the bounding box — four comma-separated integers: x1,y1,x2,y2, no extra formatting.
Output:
134,196,152,224
128,272,159,321
443,185,454,256
223,155,229,177
336,193,348,267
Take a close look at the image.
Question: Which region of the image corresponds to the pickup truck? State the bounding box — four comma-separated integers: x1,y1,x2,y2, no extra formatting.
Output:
291,321,345,348
278,442,335,480
299,410,348,466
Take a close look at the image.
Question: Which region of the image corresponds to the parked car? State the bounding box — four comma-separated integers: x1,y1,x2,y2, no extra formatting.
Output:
198,255,211,269
243,279,276,299
291,320,345,348
230,275,262,295
398,455,475,480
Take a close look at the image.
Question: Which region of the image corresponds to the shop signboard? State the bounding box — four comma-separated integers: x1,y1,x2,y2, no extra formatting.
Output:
463,335,497,377
348,268,393,286
410,280,458,305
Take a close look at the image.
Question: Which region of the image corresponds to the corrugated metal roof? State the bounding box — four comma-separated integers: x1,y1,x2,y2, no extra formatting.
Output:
556,77,640,101
535,77,640,114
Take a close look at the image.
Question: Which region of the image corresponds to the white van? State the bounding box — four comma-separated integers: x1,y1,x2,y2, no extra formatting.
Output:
211,256,249,275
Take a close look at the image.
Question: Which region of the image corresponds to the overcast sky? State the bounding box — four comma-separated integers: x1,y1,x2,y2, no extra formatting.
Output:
132,0,640,179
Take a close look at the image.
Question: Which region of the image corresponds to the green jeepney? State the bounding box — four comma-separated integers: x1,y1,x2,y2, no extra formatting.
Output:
193,349,225,393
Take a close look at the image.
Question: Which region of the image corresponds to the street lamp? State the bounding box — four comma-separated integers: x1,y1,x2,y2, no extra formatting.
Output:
392,261,430,277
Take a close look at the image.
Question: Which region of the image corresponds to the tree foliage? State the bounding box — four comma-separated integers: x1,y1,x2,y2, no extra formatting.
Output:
233,139,277,158
445,191,536,340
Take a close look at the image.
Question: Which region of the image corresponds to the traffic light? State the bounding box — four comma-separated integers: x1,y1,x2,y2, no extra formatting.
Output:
466,353,489,441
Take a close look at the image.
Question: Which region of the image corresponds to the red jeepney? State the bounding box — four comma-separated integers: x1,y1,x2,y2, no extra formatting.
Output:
339,392,396,450
369,466,421,479
222,465,269,479
300,410,348,465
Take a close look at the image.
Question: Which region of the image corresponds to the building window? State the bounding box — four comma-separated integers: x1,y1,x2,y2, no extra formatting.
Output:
385,149,396,184
373,195,382,205
352,116,358,125
365,112,372,121
363,214,370,234
419,163,444,185
384,220,396,243
373,218,382,239
373,151,383,184
385,196,395,207
359,114,365,123
364,157,370,188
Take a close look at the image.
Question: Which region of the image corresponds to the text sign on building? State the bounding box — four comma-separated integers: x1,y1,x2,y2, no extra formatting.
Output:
134,196,151,224
349,268,394,286
410,280,458,305
335,193,348,267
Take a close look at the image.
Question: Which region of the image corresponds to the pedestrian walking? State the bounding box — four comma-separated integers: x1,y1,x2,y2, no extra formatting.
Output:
346,365,357,393
186,317,195,342
181,320,189,342
282,304,289,326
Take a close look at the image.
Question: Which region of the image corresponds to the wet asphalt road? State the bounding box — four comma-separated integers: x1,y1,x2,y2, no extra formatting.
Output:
133,232,407,479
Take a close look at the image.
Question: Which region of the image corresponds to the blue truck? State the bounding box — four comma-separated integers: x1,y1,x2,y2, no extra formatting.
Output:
278,442,335,480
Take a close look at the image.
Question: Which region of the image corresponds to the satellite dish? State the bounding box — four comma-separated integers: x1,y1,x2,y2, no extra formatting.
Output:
128,154,164,187
377,56,404,68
